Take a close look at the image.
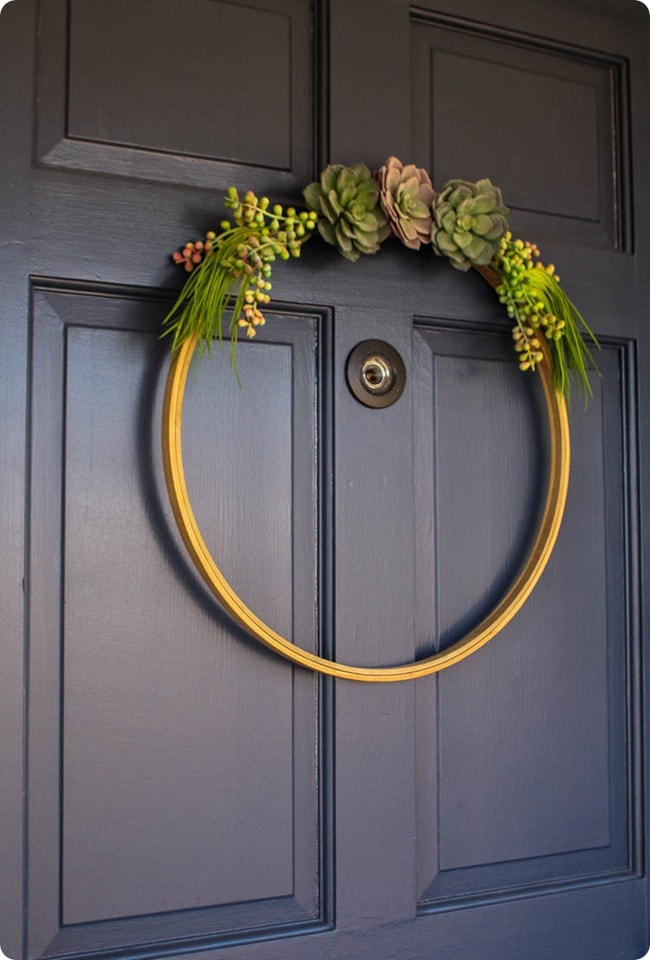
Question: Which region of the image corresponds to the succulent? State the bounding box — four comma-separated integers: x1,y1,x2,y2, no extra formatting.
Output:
431,178,509,271
303,163,389,261
377,156,436,250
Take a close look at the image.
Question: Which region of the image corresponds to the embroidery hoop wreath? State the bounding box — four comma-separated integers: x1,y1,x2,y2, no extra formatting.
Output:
161,158,598,682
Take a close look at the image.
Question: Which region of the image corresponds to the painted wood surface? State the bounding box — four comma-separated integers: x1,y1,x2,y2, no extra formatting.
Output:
0,1,649,959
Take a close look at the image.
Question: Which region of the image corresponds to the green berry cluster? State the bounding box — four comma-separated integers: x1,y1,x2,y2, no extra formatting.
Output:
165,187,318,360
219,188,317,337
493,233,566,372
224,187,317,251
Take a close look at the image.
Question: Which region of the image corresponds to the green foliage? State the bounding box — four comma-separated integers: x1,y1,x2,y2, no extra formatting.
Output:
493,234,599,403
163,162,600,402
303,163,389,261
162,188,317,367
431,179,509,270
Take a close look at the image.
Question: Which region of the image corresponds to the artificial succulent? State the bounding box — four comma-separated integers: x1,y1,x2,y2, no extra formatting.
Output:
431,178,509,270
377,156,435,250
303,163,389,262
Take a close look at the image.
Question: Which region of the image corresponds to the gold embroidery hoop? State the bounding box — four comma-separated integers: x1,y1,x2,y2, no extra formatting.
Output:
161,303,571,682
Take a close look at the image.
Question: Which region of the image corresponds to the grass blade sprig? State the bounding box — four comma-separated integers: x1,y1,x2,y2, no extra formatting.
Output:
493,233,600,404
162,190,318,373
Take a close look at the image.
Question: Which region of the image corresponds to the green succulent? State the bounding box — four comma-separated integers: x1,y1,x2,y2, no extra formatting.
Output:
303,163,389,262
431,178,509,271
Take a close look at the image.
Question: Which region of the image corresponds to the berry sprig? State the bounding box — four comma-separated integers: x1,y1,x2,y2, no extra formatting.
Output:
492,233,598,400
163,188,317,366
220,188,317,338
171,232,217,272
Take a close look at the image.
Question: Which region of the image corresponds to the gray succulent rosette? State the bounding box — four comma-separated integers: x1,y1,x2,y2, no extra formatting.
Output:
303,163,389,262
431,178,509,270
377,156,436,250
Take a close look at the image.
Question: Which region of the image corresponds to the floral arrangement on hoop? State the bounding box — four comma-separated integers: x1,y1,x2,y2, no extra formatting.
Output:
163,157,599,399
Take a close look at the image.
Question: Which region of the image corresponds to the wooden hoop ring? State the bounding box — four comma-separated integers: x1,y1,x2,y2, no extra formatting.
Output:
161,320,570,682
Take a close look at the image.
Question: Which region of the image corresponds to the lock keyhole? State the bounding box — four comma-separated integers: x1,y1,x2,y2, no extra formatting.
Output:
361,355,394,394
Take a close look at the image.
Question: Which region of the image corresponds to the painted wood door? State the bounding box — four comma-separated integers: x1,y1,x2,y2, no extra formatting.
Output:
1,1,649,959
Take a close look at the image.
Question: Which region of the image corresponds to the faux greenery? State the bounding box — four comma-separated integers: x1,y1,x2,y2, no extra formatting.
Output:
377,157,435,250
303,162,389,261
164,187,318,371
431,178,509,270
163,158,599,400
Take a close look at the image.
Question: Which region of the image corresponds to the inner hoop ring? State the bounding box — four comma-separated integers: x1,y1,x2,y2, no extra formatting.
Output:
162,325,570,682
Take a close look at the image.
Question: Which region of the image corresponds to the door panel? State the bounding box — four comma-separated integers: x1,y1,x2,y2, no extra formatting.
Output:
1,1,649,960
26,288,325,957
36,0,315,191
413,334,636,907
410,11,630,250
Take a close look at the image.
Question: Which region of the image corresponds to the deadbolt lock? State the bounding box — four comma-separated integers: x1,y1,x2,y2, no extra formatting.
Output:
346,340,406,408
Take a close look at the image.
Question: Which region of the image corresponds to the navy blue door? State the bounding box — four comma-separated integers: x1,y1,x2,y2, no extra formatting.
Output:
1,1,649,959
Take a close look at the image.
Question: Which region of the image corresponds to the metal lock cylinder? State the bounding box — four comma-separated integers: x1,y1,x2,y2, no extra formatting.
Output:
346,339,406,408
